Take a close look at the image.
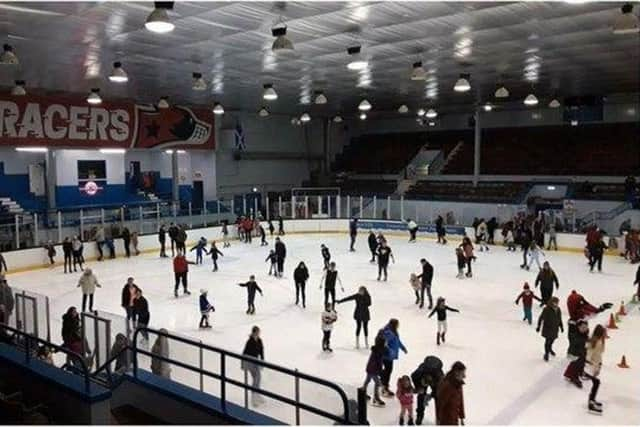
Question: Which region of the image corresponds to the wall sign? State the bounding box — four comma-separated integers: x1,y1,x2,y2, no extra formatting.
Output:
0,94,215,149
79,180,103,196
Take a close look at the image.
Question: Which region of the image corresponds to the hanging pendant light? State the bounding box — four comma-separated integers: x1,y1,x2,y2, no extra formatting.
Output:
108,62,128,83
347,45,368,71
494,85,509,98
262,83,278,101
11,80,26,96
549,98,561,108
300,112,311,123
453,73,471,92
87,88,102,105
483,103,493,112
157,96,169,109
411,61,427,80
145,2,175,33
426,108,438,119
258,106,269,117
333,115,343,123
398,104,409,114
272,24,294,51
358,99,372,111
417,108,426,117
212,102,224,115
524,93,539,106
192,72,207,91
314,91,328,105
359,112,367,120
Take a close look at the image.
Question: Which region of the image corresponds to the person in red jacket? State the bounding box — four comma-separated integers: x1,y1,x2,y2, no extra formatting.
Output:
515,282,541,325
173,254,194,298
243,217,253,243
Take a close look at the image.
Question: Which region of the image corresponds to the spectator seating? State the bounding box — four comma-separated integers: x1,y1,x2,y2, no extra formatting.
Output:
572,183,626,201
406,181,528,203
336,179,398,196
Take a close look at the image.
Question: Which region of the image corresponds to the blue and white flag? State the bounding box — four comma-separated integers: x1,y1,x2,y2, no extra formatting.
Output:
234,121,246,151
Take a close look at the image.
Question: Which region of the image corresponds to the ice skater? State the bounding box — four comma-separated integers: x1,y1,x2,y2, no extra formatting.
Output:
411,356,444,425
275,237,287,277
410,273,421,305
168,223,178,256
536,296,563,361
337,286,371,348
504,228,516,251
564,319,588,388
278,216,285,235
199,289,215,328
258,223,268,246
349,217,358,251
376,240,395,281
133,288,150,341
535,261,559,306
407,218,418,243
238,275,263,315
221,220,231,248
320,262,344,309
190,237,208,265
207,241,224,271
241,326,265,407
523,241,545,271
476,219,489,252
380,319,408,397
584,324,605,414
362,334,386,407
368,230,378,263
514,282,541,325
72,236,84,272
77,268,101,313
159,224,168,257
435,215,447,245
396,375,415,426
321,244,331,270
173,253,194,297
417,258,434,309
268,219,275,236
293,262,309,307
321,302,338,352
265,250,277,275
455,247,466,279
428,297,460,346
460,237,474,278
588,234,607,273
547,224,558,250
62,237,73,273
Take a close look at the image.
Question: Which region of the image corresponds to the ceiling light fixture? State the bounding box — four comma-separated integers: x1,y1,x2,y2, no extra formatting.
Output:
358,99,372,111
398,104,409,114
333,115,343,123
483,103,493,112
453,74,471,92
272,25,294,51
145,2,175,33
359,112,367,120
524,93,539,106
108,61,128,83
258,106,269,117
86,88,102,105
99,148,126,154
300,112,311,122
262,83,278,101
157,96,169,109
192,72,206,91
212,102,224,115
0,43,18,65
571,120,578,126
347,45,368,71
411,61,427,80
549,98,561,108
495,85,509,98
417,108,426,117
291,117,301,126
314,91,327,105
15,147,48,153
613,3,639,34
426,108,438,119
11,80,26,96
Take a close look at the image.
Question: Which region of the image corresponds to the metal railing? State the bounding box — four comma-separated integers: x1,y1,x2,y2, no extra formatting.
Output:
131,327,354,425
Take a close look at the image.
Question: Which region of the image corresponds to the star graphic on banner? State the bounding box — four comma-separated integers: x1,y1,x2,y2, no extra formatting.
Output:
146,120,160,138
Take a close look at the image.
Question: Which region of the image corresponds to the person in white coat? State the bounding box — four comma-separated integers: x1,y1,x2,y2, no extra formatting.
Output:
151,328,171,379
525,241,545,271
77,268,101,313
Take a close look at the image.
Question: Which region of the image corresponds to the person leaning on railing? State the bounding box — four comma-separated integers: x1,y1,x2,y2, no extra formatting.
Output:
242,326,265,407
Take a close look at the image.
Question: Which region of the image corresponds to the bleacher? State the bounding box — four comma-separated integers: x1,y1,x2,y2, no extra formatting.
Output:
571,183,627,201
443,123,639,176
405,181,529,204
335,179,398,196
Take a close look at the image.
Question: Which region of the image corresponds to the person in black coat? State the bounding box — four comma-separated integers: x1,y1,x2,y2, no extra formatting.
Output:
563,319,589,388
367,231,378,263
520,228,533,268
242,326,265,406
274,237,286,277
535,262,559,306
536,296,563,361
293,262,309,308
411,356,444,425
376,241,394,281
121,277,140,327
122,227,131,258
62,237,73,274
337,286,371,348
320,244,331,270
168,223,178,256
435,216,447,245
417,259,434,310
349,218,358,252
589,236,608,272
159,224,168,257
487,217,498,245
278,216,285,235
133,289,150,341
207,242,224,272
238,275,263,315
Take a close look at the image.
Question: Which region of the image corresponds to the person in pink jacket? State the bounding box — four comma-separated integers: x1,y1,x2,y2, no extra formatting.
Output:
396,375,415,425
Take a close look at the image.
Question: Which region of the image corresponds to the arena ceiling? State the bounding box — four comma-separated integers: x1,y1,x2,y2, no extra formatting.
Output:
0,1,638,116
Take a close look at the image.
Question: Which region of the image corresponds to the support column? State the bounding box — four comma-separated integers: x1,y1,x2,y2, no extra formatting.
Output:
45,149,56,210
171,150,179,203
473,109,481,187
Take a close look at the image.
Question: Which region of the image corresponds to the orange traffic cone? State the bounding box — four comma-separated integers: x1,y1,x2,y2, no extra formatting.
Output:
618,301,627,316
607,313,618,329
617,355,630,368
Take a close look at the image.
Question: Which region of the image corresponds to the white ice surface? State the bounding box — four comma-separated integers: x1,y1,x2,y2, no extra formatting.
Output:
7,233,640,425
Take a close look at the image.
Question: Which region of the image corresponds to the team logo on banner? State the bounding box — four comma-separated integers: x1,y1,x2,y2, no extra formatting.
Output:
0,95,215,149
79,180,103,196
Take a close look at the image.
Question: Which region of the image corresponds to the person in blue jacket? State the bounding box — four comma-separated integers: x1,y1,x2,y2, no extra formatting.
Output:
190,237,208,265
199,289,215,328
379,318,408,397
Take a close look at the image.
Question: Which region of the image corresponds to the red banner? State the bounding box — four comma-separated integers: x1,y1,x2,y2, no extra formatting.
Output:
0,94,215,149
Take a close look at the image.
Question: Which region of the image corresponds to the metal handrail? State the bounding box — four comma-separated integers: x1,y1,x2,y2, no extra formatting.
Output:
133,327,352,424
0,323,91,392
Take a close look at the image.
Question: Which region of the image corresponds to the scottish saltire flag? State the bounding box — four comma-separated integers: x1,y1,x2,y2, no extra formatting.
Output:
234,121,246,151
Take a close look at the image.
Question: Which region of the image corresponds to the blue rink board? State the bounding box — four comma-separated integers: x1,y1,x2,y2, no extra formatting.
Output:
356,220,466,236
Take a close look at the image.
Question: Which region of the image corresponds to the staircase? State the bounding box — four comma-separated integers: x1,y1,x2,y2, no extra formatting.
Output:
439,141,465,174
0,197,24,214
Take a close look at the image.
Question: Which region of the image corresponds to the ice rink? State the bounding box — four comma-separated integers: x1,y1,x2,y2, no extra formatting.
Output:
6,231,640,425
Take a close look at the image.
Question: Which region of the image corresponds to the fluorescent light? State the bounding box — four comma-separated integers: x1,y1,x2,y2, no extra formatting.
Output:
411,61,426,80
483,103,493,112
398,104,409,114
333,115,343,123
347,45,368,71
0,43,18,65
165,149,186,154
417,108,426,117
272,25,294,51
11,80,25,96
212,102,224,115
108,62,128,83
145,2,175,33
613,3,639,34
549,98,561,108
87,88,102,105
454,74,471,92
157,96,169,109
258,107,269,117
428,121,436,127
192,72,206,91
252,187,258,192
495,85,509,98
547,186,556,191
524,93,539,106
571,120,578,126
263,84,278,101
300,112,311,122
358,99,372,111
426,108,437,119
16,147,47,153
314,91,327,105
99,148,126,154
359,112,367,120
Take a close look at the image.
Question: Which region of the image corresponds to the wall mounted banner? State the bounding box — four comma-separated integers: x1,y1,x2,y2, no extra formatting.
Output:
0,95,215,149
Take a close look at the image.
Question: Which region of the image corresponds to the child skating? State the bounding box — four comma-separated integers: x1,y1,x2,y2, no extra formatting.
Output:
265,250,277,275
505,229,516,251
362,334,386,407
221,221,230,248
207,241,224,272
321,302,338,352
238,275,263,315
190,237,208,265
258,224,268,246
409,273,421,305
428,297,460,345
321,244,331,270
199,289,215,328
396,375,415,425
455,247,466,279
514,282,542,325
524,241,545,271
